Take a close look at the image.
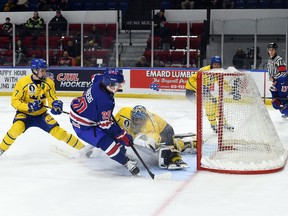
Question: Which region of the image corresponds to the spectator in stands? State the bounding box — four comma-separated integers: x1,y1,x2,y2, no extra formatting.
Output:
64,39,78,58
232,48,246,69
15,39,27,66
49,10,68,36
1,17,13,38
84,39,98,51
159,22,172,50
223,0,234,9
181,0,195,9
153,9,166,36
3,0,15,12
53,0,69,11
87,25,102,49
14,0,28,11
58,51,76,66
37,0,53,11
154,56,165,67
25,11,45,40
245,46,262,69
135,56,149,67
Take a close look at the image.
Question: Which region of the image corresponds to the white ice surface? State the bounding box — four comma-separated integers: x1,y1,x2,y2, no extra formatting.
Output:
0,96,287,216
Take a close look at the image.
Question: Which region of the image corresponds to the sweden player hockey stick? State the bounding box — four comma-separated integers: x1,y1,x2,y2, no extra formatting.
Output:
43,105,70,114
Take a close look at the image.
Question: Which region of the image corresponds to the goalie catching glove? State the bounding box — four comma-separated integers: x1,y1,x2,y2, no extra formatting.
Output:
51,100,63,115
116,129,133,146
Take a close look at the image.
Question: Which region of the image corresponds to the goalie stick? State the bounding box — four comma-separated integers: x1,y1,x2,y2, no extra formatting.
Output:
174,132,196,139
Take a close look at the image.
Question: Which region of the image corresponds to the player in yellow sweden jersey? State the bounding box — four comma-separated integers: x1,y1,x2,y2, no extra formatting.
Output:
185,56,239,133
0,58,85,156
115,105,196,170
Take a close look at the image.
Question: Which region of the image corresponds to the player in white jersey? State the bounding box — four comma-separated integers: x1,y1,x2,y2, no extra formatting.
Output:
267,42,287,81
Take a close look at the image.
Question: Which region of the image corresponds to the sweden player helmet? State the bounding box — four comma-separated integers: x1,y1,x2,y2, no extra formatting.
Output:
210,56,222,64
31,58,47,80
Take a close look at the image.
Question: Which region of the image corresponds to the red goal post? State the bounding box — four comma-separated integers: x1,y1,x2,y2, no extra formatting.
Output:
196,68,287,174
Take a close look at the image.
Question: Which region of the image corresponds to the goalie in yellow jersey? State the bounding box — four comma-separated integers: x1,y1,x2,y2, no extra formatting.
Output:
115,105,196,170
0,58,85,156
185,56,240,133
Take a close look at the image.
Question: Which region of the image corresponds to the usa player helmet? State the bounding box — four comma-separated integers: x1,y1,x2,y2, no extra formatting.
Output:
268,42,278,49
31,58,47,80
102,68,124,86
131,105,148,132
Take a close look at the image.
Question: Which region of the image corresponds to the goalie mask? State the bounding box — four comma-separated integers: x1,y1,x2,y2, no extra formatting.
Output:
131,105,148,133
30,58,47,80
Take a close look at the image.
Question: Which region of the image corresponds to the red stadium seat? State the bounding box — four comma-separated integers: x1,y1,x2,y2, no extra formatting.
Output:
178,23,188,36
147,36,161,50
155,50,170,63
191,23,204,36
49,36,61,50
26,49,43,58
36,36,47,49
106,24,116,38
170,51,185,64
101,36,114,49
189,37,201,49
166,23,178,36
173,37,187,49
0,37,10,49
68,24,81,35
143,50,152,61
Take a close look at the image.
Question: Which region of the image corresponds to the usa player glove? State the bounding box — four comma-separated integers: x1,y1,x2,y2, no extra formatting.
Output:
51,100,63,115
116,129,133,146
28,100,42,113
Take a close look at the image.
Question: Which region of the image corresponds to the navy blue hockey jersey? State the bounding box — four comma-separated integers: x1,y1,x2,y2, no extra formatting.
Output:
70,73,121,137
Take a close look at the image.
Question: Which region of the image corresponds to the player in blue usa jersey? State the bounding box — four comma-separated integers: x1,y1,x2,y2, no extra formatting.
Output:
69,68,140,176
270,72,288,118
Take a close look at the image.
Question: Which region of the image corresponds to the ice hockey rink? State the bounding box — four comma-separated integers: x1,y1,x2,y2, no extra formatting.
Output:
0,96,287,216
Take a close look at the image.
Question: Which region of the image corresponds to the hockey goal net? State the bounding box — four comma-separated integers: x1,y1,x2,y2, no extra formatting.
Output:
196,68,287,174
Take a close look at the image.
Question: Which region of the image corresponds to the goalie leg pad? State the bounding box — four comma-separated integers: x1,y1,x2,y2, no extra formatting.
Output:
158,147,171,169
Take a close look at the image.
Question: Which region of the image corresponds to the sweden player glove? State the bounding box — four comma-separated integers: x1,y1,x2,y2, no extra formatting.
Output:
28,100,42,113
51,100,63,115
116,129,133,147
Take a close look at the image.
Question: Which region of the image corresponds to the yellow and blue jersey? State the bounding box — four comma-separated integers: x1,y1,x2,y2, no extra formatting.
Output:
11,75,58,116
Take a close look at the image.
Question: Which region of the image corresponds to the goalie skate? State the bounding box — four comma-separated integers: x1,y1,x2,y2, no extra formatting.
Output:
168,159,189,170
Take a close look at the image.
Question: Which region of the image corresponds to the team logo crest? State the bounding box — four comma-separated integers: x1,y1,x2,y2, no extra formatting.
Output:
28,84,36,94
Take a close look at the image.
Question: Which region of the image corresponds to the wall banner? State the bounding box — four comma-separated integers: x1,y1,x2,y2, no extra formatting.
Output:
0,69,31,92
49,68,106,91
130,69,196,93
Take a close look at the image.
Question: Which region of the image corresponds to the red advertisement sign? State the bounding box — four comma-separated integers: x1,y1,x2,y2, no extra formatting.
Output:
130,69,196,92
